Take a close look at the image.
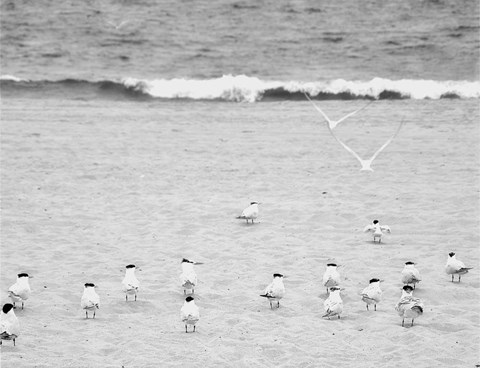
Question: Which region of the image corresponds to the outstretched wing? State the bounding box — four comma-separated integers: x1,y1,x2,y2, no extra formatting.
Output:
368,120,405,162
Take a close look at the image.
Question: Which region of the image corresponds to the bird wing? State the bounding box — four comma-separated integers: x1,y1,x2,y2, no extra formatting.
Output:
363,225,375,233
367,119,405,162
380,225,391,233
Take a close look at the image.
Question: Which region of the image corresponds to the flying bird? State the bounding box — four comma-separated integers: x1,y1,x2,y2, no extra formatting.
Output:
445,252,472,282
81,283,100,319
105,20,131,29
260,273,285,309
8,273,31,309
122,264,140,301
322,263,341,293
0,303,20,346
237,202,260,224
180,259,202,294
363,220,391,243
395,285,424,327
361,278,382,311
323,287,343,319
401,262,421,289
181,296,200,333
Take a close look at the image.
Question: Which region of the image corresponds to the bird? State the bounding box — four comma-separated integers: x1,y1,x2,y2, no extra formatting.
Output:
361,278,382,311
236,202,260,224
0,303,20,346
304,92,373,130
363,220,391,243
395,285,424,327
445,252,472,282
322,263,341,293
81,283,100,319
401,262,421,289
260,273,285,309
105,20,131,29
122,264,140,301
181,296,200,333
323,287,343,319
180,258,202,295
8,273,31,309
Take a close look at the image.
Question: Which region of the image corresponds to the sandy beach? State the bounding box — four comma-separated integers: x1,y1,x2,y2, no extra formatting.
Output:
1,97,479,367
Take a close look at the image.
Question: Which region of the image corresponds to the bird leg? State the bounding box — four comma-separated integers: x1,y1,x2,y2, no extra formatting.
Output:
411,319,414,326
185,325,188,333
459,275,461,283
93,310,96,319
366,305,369,311
135,294,137,301
338,315,340,319
277,301,280,308
451,275,454,282
374,304,377,311
402,318,404,327
193,326,196,332
22,302,24,310
13,338,15,346
86,311,88,319
126,294,128,301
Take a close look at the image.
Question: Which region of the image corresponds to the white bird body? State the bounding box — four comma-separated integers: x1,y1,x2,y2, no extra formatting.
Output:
401,262,421,289
8,273,31,309
323,288,343,319
1,304,20,345
81,283,100,318
361,279,382,311
445,253,472,282
363,221,391,242
322,264,340,291
122,265,140,301
395,287,424,326
181,297,199,333
237,202,259,224
260,274,285,308
180,259,198,294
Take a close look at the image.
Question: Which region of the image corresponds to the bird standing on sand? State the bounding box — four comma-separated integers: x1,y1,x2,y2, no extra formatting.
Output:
1,303,20,346
237,202,260,224
181,296,200,333
322,263,341,293
445,252,472,282
395,285,424,327
81,283,100,319
361,278,382,311
363,220,391,243
401,262,421,289
323,287,343,319
8,273,31,309
180,259,202,295
260,274,285,309
122,264,140,301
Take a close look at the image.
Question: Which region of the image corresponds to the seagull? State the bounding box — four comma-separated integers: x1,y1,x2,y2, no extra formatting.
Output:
122,264,140,301
322,263,340,293
323,287,343,319
105,20,131,29
180,258,203,295
81,283,100,319
236,202,260,224
305,92,404,171
395,285,424,327
445,252,473,282
0,303,20,346
363,220,391,243
401,262,421,289
8,273,31,309
304,92,373,129
361,278,382,311
181,296,200,333
260,273,285,309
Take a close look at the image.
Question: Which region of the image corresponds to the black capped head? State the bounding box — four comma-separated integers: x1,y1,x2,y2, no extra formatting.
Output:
327,263,337,267
329,287,340,292
373,220,379,224
405,261,415,265
448,252,455,257
126,264,136,269
273,273,283,278
18,273,29,278
369,278,380,283
2,303,14,314
403,285,414,292
185,296,194,302
182,258,192,263
250,201,258,205
84,283,95,288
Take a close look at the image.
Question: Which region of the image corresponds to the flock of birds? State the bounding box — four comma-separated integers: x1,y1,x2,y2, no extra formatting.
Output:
0,202,474,345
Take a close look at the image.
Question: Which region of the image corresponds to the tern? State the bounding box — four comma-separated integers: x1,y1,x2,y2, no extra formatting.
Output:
322,263,341,293
181,296,200,333
260,274,285,309
180,259,203,294
395,285,424,327
122,264,140,301
323,287,343,319
363,220,391,243
361,278,382,311
106,20,131,29
81,283,100,319
8,273,31,309
237,202,260,224
445,252,472,282
0,303,20,346
401,262,421,289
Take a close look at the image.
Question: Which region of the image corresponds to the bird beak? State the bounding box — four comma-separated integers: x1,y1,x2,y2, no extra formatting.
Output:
194,262,204,265
340,288,346,291
379,279,385,283
282,276,288,279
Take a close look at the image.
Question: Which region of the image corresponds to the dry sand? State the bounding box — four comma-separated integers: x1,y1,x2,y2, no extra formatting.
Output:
1,98,479,367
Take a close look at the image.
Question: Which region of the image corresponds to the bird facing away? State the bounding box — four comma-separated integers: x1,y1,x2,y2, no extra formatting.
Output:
445,252,472,282
361,278,382,311
180,259,199,295
8,273,31,309
395,285,424,327
260,274,285,309
237,202,260,224
401,262,421,289
323,287,343,319
81,283,100,319
1,303,20,346
122,264,140,301
181,296,200,333
363,220,391,243
322,264,341,293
